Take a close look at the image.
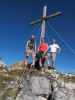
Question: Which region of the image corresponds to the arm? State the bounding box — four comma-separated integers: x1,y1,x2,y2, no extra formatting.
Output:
57,45,61,53
26,40,29,51
43,44,49,55
34,42,36,53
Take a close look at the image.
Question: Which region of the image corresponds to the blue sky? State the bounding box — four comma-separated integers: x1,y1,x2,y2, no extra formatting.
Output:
0,0,75,73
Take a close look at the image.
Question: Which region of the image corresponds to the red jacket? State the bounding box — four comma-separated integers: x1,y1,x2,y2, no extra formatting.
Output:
38,43,48,52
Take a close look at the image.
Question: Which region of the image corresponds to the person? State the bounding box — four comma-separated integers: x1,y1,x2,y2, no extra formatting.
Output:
49,39,61,68
35,38,48,70
25,34,36,66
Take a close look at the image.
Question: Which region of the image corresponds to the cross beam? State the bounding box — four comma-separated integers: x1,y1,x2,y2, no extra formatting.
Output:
30,11,62,25
30,6,62,42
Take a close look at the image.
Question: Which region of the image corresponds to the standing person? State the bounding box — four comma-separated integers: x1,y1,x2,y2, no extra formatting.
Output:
49,39,61,68
35,38,48,70
25,34,36,66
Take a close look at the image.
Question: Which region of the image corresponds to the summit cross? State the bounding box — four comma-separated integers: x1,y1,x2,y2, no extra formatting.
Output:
30,6,62,42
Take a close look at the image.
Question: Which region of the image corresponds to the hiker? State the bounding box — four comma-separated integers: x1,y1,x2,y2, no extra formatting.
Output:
25,34,36,66
35,38,48,70
49,39,61,68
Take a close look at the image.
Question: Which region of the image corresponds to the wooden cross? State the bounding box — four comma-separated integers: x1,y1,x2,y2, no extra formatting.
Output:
30,6,62,43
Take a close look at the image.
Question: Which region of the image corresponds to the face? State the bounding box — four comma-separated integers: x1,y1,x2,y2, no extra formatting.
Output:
52,39,56,43
32,35,35,39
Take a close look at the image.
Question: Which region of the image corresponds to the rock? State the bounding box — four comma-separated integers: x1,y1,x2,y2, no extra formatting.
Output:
30,76,50,95
16,94,47,100
1,63,74,100
54,87,75,100
5,96,14,100
16,75,50,100
16,72,75,100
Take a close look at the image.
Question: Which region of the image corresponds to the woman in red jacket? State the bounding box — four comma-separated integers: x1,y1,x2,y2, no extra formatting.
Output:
35,39,48,70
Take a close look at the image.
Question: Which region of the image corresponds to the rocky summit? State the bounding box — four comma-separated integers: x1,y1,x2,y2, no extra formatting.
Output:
0,61,75,100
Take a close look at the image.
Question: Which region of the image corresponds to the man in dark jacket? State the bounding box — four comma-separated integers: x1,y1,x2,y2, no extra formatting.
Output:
25,34,36,66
